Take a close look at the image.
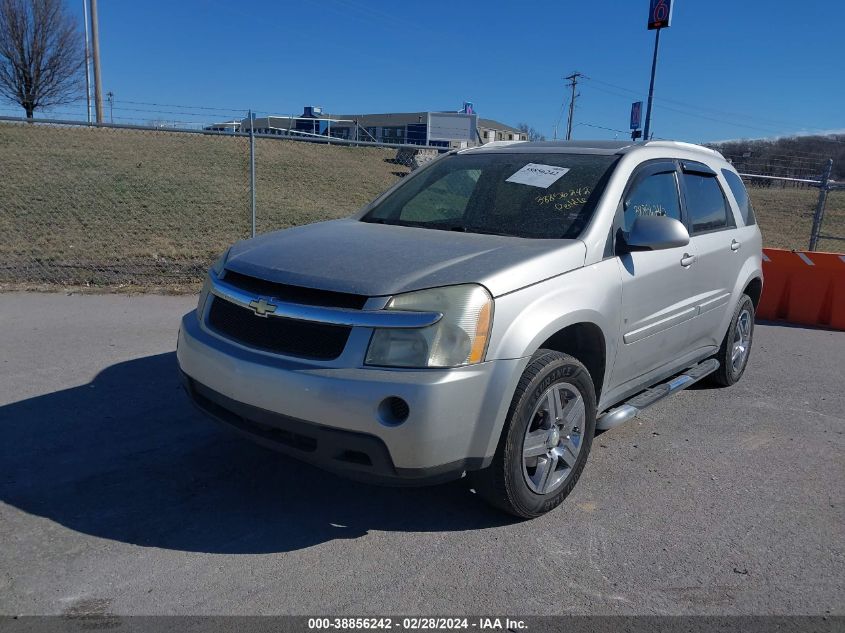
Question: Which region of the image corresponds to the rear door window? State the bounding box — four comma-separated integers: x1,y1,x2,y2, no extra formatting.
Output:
682,172,735,235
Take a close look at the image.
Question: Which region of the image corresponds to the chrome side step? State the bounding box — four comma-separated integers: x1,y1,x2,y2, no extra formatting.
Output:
596,358,720,431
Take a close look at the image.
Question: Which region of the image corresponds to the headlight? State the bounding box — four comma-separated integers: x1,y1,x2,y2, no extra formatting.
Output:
198,248,230,312
365,284,493,368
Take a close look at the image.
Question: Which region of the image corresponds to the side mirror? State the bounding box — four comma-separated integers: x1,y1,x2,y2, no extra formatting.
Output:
618,215,690,252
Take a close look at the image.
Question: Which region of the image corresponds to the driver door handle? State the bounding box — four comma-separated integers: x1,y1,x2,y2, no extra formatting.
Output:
680,253,696,267
731,239,741,251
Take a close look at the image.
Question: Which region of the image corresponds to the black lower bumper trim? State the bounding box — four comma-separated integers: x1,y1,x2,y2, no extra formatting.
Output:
181,372,483,486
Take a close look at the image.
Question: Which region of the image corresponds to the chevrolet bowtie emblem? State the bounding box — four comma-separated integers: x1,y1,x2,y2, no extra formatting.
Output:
248,297,277,317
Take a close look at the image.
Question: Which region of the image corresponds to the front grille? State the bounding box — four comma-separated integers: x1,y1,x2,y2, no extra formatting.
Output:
207,297,351,360
222,270,367,309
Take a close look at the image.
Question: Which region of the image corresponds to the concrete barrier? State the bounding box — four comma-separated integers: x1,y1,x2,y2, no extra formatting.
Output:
758,248,845,330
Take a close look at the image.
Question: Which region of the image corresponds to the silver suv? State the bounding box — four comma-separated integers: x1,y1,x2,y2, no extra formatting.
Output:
178,140,763,517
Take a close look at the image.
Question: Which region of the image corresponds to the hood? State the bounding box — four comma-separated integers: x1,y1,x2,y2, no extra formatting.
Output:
224,219,586,298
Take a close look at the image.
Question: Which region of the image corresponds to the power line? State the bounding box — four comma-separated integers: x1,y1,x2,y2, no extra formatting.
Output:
575,122,628,136
582,82,786,135
110,105,239,117
552,97,567,141
583,75,834,134
115,99,249,113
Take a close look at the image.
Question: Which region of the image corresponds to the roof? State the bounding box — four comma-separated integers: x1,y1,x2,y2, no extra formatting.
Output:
206,120,241,127
477,118,523,134
463,139,633,155
462,139,725,159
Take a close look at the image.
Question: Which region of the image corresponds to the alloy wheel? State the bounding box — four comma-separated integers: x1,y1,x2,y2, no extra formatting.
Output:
521,382,585,495
731,308,752,374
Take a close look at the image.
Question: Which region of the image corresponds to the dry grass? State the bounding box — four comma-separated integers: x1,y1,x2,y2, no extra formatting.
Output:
747,186,845,252
0,122,406,289
1,121,842,292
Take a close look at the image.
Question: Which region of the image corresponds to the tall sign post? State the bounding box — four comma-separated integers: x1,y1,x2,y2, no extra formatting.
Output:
643,0,673,141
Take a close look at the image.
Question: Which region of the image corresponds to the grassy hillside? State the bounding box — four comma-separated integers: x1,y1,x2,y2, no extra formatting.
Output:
0,122,841,291
0,122,406,289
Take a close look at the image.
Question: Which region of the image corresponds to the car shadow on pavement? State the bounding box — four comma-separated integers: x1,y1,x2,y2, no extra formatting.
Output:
0,352,516,554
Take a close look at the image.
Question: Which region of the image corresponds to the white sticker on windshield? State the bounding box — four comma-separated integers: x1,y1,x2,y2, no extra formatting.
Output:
505,163,570,188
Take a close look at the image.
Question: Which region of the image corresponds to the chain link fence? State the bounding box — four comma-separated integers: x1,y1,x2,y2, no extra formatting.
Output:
815,187,845,253
0,117,439,290
251,134,428,236
1,120,251,289
740,180,821,251
714,144,842,252
0,116,840,292
736,164,843,253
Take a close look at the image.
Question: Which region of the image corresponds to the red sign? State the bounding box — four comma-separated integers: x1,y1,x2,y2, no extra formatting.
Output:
648,0,673,30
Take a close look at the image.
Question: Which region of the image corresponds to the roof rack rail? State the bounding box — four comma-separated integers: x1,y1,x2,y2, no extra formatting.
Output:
643,140,725,159
467,140,527,151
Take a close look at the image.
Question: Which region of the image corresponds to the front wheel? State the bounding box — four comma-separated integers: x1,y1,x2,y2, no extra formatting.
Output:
710,294,755,387
472,350,596,518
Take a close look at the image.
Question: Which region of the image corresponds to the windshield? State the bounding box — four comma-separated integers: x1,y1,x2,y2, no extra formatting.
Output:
361,152,618,239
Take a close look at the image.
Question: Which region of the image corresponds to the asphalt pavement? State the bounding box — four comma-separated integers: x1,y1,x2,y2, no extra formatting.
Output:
0,292,842,616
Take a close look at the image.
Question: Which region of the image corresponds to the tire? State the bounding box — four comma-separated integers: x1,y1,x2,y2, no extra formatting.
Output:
472,350,596,519
709,294,755,387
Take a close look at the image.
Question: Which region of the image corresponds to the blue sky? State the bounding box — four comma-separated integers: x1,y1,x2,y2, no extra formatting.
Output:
14,0,845,142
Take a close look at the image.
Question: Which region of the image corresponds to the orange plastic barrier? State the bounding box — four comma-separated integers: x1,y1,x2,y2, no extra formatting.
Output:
758,248,845,330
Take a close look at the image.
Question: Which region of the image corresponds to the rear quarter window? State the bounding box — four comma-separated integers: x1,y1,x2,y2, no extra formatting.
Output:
721,169,757,226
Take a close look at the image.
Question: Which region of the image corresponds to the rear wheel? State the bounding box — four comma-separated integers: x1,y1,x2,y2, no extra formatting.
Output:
710,294,755,387
473,350,596,518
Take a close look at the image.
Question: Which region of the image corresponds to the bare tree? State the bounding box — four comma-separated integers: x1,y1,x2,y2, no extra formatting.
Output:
517,122,546,142
0,0,84,118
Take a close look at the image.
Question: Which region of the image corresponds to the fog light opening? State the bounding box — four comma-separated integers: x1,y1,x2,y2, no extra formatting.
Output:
378,396,410,427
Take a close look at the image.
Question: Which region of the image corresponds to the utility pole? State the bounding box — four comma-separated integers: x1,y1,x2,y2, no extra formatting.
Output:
564,72,582,141
89,0,104,123
82,0,91,123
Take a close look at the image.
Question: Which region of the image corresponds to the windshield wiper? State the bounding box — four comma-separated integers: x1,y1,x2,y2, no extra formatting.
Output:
365,218,516,237
450,225,516,237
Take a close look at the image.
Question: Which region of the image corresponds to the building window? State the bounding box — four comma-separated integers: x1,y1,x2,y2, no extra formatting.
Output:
381,126,404,143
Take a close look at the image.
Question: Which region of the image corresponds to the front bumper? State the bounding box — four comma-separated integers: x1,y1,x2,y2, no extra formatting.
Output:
177,310,524,485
